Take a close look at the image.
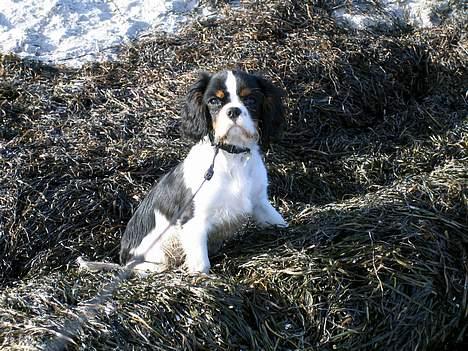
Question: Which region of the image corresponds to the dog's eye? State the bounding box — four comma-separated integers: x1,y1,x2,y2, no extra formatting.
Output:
243,96,257,105
208,97,221,106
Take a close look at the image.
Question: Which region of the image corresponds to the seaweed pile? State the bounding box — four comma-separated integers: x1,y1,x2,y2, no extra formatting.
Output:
0,1,466,350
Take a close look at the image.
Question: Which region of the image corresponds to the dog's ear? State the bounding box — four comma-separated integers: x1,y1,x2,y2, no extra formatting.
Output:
180,72,212,141
256,76,286,147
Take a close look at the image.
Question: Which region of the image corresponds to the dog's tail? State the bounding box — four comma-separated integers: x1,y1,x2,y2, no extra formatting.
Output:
76,256,122,272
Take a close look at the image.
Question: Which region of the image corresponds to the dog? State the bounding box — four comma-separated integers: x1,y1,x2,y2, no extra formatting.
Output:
79,70,287,274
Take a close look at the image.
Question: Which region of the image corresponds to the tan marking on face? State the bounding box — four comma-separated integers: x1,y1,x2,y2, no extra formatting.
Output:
239,88,252,97
215,90,225,99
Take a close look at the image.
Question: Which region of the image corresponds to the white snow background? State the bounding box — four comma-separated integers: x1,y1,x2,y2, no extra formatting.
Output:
0,0,463,68
0,0,210,67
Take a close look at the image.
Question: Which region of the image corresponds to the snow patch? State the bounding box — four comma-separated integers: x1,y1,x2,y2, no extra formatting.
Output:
0,0,203,67
332,0,462,31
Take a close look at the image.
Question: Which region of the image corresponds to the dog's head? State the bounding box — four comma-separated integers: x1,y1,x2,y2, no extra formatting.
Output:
180,70,285,148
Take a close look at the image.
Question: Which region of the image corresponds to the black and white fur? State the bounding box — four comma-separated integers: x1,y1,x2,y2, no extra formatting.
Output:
80,70,287,274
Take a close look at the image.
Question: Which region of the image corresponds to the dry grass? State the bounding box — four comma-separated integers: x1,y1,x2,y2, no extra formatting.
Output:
0,1,467,350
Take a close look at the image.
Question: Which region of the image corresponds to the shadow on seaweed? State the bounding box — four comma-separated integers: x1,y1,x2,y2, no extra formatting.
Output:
268,39,466,206
0,152,179,285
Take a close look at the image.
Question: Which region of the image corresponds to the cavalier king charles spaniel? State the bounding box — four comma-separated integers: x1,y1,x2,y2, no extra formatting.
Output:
79,70,287,274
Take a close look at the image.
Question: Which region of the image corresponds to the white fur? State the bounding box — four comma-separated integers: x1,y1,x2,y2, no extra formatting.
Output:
127,138,287,274
226,71,240,104
182,139,286,273
128,209,172,272
214,71,257,145
125,71,286,274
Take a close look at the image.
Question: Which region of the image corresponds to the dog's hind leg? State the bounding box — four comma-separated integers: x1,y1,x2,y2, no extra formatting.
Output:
179,218,211,274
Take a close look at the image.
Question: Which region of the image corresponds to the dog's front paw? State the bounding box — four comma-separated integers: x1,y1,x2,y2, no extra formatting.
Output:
258,218,289,229
253,202,289,229
265,213,289,228
186,259,211,274
275,219,289,228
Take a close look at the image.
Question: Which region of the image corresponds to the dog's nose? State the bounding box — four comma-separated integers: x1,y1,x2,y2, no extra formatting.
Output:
227,107,242,120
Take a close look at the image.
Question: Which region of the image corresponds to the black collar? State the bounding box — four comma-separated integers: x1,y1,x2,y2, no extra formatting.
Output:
208,133,250,154
217,143,251,154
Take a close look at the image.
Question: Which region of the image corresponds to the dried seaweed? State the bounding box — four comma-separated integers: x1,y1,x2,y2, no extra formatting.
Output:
0,1,467,350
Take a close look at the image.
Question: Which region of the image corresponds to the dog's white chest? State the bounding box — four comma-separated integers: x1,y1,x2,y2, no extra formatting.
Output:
204,153,256,220
214,159,254,218
183,142,268,230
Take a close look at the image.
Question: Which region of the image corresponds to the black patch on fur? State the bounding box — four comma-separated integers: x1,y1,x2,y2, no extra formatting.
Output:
179,72,213,141
255,75,286,146
120,163,193,264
